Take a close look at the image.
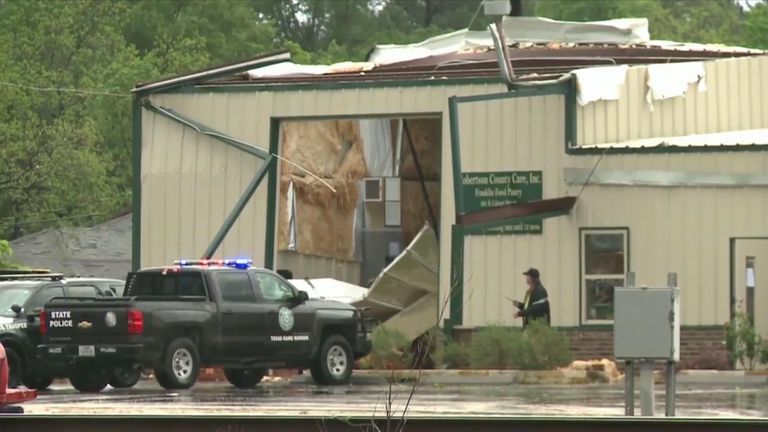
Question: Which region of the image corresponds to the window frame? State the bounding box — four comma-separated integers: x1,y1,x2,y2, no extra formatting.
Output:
65,284,101,298
579,227,630,325
250,271,297,303
215,270,258,304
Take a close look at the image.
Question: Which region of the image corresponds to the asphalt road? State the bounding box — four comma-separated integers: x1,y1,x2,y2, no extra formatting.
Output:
19,380,768,418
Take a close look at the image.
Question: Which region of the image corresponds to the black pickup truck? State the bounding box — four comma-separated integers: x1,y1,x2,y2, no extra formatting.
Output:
39,260,372,392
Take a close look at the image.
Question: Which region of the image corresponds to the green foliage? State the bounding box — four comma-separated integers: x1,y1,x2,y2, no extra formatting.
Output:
726,311,767,370
0,240,22,269
441,339,472,369
470,325,523,369
368,325,413,369
470,322,571,370
515,320,572,370
743,3,768,49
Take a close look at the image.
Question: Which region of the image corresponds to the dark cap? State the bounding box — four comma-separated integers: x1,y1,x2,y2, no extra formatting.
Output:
523,268,540,279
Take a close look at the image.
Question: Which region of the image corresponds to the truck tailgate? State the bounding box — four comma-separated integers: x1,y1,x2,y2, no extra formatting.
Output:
44,298,134,342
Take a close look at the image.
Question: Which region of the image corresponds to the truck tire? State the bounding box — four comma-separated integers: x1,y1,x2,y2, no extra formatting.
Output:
109,366,142,388
311,335,353,386
22,374,54,390
224,368,266,389
69,368,109,393
156,337,199,390
4,346,23,389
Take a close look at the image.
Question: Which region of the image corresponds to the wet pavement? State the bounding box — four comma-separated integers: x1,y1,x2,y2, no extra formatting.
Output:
21,381,768,418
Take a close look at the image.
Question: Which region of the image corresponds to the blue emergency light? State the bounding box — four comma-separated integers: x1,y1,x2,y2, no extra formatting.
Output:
173,258,253,270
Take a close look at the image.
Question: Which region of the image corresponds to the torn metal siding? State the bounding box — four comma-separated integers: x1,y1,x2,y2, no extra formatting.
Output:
577,56,768,147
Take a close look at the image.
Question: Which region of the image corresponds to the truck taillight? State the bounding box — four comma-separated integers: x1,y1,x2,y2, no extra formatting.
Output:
40,309,47,335
127,309,143,335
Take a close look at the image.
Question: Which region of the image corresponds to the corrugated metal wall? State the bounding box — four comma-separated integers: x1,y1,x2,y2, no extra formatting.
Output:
142,84,506,309
578,56,768,146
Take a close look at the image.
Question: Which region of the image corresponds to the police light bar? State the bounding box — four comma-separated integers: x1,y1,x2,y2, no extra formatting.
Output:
173,258,253,270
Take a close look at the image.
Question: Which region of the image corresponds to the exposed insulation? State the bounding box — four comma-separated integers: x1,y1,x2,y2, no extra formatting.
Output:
280,120,367,179
400,118,441,181
401,180,441,246
277,120,367,261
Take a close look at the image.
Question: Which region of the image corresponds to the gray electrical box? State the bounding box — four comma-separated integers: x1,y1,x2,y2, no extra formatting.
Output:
484,0,512,16
614,286,680,361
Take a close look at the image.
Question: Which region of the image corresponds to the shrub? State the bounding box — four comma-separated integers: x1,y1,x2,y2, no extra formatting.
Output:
368,326,413,370
468,322,572,370
442,340,471,369
470,325,523,369
726,312,765,370
517,320,572,370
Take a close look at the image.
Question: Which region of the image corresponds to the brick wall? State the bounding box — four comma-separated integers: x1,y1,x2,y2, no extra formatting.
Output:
454,327,730,369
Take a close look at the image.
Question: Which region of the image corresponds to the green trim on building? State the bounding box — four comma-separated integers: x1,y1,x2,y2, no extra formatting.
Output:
203,156,274,259
168,76,506,94
131,97,143,271
447,97,465,217
448,224,465,330
264,118,281,270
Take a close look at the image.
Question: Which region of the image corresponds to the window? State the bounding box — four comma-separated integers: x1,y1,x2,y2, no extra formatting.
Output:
253,273,295,302
128,273,206,298
35,286,65,306
216,272,256,303
581,229,628,323
67,285,100,298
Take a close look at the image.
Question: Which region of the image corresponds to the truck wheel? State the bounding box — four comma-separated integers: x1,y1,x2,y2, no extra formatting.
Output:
22,374,54,390
69,368,109,393
224,368,266,389
4,346,23,389
109,366,142,388
311,335,353,386
157,337,199,390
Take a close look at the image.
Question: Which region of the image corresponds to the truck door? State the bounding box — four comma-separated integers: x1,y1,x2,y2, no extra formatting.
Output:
214,271,269,360
252,272,313,359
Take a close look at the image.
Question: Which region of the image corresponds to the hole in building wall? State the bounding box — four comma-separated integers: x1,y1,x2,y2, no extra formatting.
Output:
275,116,441,287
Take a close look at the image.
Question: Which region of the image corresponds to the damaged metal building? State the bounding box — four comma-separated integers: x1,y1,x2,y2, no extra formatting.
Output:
132,17,768,361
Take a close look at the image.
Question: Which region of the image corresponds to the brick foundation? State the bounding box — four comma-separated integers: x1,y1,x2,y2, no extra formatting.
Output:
453,326,731,370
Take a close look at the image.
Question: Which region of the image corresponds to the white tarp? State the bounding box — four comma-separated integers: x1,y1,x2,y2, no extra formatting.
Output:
646,61,707,107
289,278,368,304
571,65,629,105
359,119,394,177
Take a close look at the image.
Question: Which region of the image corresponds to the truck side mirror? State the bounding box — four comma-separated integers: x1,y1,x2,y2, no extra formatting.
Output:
296,290,309,304
11,304,22,315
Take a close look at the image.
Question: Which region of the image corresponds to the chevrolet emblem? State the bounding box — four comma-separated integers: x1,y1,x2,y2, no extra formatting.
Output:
77,321,93,329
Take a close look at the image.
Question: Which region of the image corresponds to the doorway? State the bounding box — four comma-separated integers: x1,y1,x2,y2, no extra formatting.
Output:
731,238,768,340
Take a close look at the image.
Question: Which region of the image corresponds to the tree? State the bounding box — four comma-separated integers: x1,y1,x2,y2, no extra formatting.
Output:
743,2,768,49
0,240,22,269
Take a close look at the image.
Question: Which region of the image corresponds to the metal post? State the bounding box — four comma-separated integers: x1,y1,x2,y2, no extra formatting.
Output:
627,271,636,288
665,272,678,417
639,361,655,416
665,361,676,416
624,361,635,416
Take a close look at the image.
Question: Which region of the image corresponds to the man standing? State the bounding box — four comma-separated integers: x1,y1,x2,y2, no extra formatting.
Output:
513,268,551,328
